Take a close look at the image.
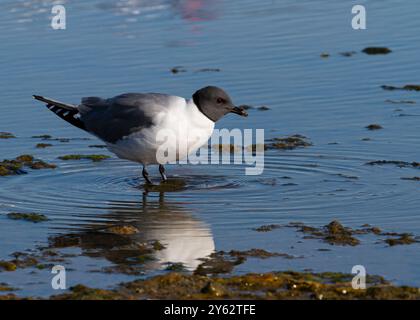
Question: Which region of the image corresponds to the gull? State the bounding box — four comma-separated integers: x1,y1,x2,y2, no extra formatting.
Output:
33,86,248,184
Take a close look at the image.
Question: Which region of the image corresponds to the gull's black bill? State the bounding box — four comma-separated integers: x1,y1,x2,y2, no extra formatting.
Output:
231,106,248,117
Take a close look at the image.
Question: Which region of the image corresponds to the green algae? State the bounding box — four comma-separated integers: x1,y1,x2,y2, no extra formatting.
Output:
7,212,48,223
58,154,110,162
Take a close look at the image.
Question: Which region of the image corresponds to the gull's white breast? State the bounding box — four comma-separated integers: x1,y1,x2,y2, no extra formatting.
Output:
106,97,214,165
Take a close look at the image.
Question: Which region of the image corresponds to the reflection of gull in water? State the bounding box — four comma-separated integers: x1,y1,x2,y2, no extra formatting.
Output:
98,0,219,21
124,194,215,270
50,193,215,272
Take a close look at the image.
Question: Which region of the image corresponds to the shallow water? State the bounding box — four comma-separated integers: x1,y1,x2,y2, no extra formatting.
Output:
1,0,420,297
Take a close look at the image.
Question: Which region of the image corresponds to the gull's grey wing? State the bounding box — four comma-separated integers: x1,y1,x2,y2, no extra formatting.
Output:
79,93,174,143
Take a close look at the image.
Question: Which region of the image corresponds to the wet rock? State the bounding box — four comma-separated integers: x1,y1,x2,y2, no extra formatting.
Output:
7,212,48,223
366,124,383,130
58,154,110,162
362,47,392,55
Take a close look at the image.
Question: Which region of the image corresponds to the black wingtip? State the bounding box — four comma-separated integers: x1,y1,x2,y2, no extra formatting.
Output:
33,95,42,100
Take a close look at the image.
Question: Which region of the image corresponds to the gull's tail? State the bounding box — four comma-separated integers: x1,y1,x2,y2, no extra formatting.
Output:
33,95,86,130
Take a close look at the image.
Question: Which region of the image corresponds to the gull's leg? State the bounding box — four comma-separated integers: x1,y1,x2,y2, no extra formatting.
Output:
142,166,152,184
159,164,167,182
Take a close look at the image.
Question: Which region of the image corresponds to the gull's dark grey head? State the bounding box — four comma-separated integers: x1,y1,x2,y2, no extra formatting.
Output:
192,86,248,122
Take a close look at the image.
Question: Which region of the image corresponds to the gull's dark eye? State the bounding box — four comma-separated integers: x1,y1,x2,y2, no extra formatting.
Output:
217,98,225,104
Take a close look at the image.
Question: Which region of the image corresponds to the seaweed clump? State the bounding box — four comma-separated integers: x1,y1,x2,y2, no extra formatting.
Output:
36,143,53,148
287,221,361,246
384,233,417,246
366,124,383,130
267,135,312,150
7,212,48,223
0,155,56,176
58,154,110,162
